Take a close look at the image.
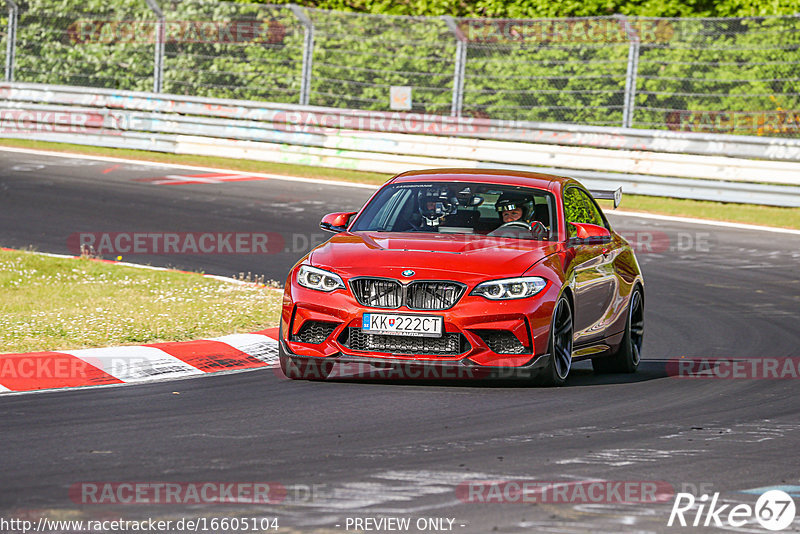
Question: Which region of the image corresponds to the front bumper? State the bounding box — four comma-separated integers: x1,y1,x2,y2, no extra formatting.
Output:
279,335,552,380
281,276,561,369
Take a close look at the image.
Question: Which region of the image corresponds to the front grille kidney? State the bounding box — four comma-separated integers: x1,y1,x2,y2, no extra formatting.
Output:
350,278,465,310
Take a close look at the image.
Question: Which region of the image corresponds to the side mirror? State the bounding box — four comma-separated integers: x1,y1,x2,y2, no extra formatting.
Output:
320,212,357,233
569,222,611,243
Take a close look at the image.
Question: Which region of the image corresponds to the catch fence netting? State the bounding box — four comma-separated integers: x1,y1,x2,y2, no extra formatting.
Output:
4,1,799,135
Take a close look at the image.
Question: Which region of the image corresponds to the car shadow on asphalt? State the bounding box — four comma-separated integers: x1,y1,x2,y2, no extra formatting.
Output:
563,359,671,386
279,359,674,388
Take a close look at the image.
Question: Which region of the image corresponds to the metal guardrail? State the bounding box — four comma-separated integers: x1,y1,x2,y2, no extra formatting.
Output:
2,83,800,207
5,83,800,161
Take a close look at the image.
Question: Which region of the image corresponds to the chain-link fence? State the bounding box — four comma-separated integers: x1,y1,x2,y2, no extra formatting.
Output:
2,0,15,83
635,17,800,136
1,14,7,83
4,0,800,136
458,18,634,126
13,0,155,91
160,1,305,102
306,9,456,114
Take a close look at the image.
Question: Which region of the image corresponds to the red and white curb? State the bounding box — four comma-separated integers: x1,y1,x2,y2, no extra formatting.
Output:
0,247,287,395
0,329,280,395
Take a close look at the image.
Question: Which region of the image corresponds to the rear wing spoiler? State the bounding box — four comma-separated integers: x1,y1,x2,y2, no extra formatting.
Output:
589,187,622,209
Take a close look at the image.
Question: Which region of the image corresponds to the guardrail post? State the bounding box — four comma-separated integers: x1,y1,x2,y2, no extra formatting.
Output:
442,16,466,117
615,14,640,129
289,4,313,106
144,0,165,93
5,0,18,82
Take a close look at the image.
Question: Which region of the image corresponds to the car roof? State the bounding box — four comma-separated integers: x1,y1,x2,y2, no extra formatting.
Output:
389,168,570,191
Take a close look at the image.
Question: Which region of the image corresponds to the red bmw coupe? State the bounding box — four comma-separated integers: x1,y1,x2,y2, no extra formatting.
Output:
279,169,644,385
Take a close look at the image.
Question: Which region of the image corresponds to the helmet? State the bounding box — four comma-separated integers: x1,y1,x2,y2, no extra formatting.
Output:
418,186,457,226
495,192,535,222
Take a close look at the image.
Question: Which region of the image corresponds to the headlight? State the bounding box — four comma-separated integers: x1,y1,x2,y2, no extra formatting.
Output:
297,265,345,292
471,276,547,300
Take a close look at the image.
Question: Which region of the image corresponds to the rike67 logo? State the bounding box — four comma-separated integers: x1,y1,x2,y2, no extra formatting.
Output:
668,490,796,531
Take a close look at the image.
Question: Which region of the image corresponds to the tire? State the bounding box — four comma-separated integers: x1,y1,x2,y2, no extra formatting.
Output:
538,296,573,386
278,326,333,380
592,285,643,374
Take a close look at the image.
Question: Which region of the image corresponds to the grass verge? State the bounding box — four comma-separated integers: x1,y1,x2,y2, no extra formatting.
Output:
0,249,282,354
1,138,798,230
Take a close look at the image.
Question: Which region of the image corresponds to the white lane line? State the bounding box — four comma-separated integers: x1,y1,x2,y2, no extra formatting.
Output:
2,145,797,234
158,174,231,184
0,384,10,392
740,485,800,496
62,346,204,382
610,210,800,235
555,448,703,467
152,174,262,185
207,333,280,365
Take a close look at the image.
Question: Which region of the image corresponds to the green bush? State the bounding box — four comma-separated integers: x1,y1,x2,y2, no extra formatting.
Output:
262,0,800,18
14,0,155,90
160,0,303,101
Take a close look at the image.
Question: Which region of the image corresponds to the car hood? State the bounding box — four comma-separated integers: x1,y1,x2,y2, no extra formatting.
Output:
310,232,560,280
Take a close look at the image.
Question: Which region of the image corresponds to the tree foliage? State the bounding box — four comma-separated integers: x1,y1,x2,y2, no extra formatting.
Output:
262,0,800,18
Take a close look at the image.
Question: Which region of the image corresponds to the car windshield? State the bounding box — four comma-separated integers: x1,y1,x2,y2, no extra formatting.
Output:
350,182,558,240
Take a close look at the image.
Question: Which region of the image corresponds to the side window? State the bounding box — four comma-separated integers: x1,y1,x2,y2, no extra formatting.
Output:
563,187,583,238
563,187,607,237
576,189,607,229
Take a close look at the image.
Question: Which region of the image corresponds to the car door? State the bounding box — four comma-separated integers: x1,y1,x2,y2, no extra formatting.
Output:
563,187,619,345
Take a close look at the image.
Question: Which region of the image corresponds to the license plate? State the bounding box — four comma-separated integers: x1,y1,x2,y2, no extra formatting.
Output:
362,313,443,338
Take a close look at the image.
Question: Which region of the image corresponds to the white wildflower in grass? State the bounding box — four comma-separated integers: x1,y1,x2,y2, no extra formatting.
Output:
0,250,282,353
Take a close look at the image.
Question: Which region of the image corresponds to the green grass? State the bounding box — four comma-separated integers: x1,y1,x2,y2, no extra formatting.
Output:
1,138,798,230
0,249,283,354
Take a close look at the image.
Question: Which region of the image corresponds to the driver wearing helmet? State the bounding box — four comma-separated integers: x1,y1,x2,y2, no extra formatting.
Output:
492,192,549,238
417,187,457,227
495,193,534,224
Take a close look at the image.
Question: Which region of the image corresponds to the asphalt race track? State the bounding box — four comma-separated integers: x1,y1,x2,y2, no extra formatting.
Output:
1,149,799,533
